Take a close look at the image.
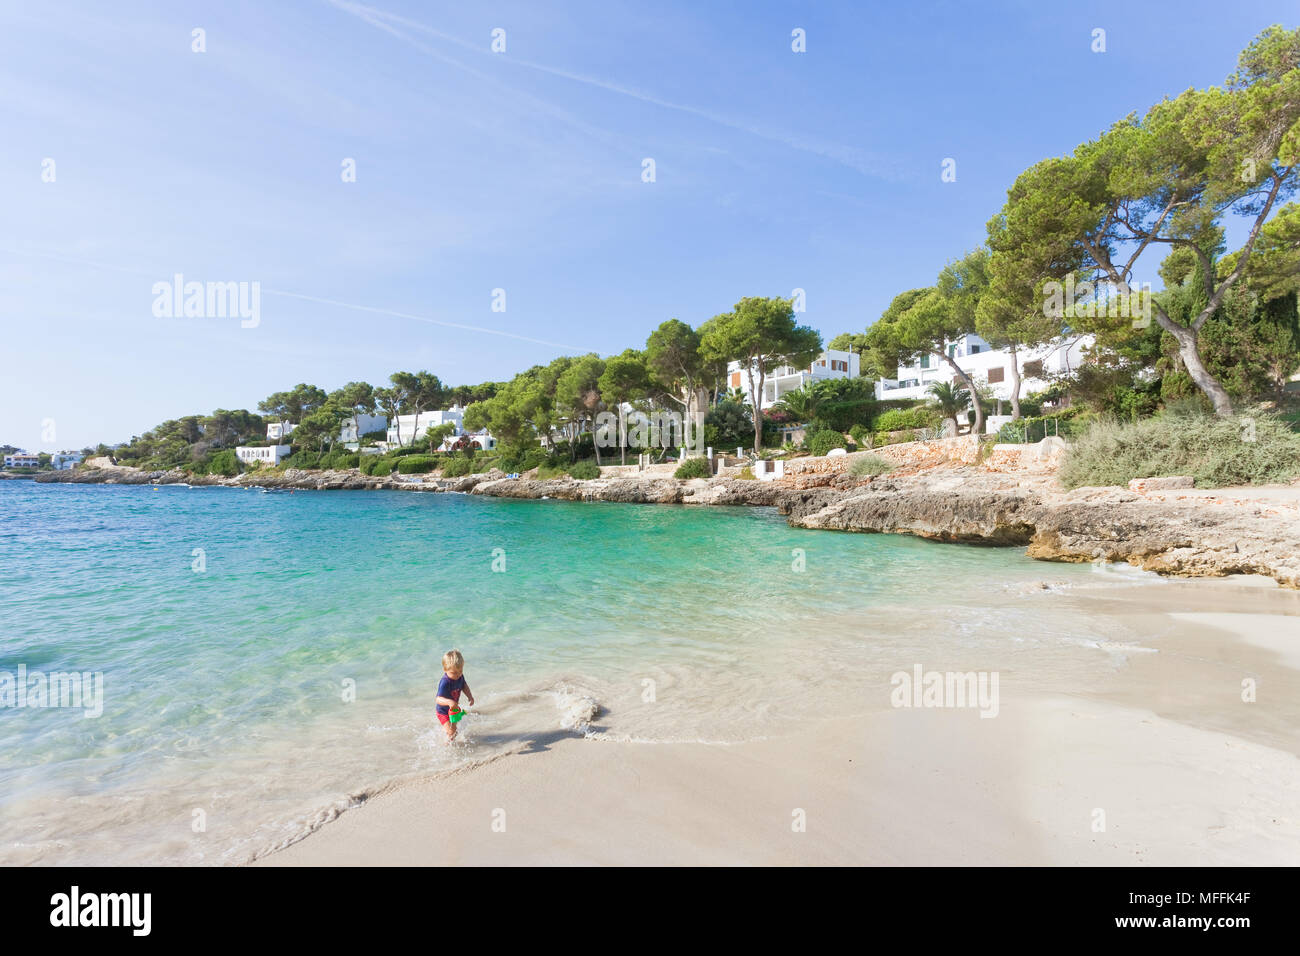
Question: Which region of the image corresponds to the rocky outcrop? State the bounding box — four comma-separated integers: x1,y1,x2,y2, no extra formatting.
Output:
785,470,1300,587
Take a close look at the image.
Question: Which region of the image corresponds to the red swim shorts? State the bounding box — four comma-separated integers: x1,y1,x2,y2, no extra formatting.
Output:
437,711,450,726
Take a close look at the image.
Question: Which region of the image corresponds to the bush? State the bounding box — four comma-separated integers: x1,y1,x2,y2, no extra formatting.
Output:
737,465,756,480
1060,411,1300,489
873,407,938,432
362,456,396,476
807,430,846,457
535,463,568,480
849,423,871,447
285,451,319,469
440,457,473,477
674,457,712,479
319,450,360,470
208,449,241,477
568,459,601,480
395,455,438,474
849,453,892,477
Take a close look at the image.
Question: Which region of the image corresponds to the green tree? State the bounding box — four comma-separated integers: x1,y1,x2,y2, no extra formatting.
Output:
994,26,1300,416
555,354,607,463
699,297,822,454
863,252,990,436
645,319,707,453
598,349,651,464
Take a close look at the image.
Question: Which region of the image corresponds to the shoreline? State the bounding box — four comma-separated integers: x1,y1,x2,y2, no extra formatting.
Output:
30,443,1300,588
257,577,1300,866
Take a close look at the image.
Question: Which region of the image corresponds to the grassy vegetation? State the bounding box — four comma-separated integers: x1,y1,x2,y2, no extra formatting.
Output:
673,457,711,479
1059,410,1300,489
848,453,893,477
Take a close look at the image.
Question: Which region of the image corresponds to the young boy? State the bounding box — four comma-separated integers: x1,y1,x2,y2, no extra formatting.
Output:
435,649,474,741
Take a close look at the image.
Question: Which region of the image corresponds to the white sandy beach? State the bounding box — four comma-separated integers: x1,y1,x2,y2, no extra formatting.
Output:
259,579,1300,867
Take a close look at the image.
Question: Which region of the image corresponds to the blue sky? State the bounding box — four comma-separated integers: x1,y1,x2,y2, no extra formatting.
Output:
1,0,1293,450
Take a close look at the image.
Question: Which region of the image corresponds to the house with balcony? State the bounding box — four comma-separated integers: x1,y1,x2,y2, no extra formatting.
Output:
51,451,83,470
726,348,861,411
3,451,39,469
874,333,1093,405
386,406,496,451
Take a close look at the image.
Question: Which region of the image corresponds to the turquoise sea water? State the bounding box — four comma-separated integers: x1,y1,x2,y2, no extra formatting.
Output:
0,481,1134,864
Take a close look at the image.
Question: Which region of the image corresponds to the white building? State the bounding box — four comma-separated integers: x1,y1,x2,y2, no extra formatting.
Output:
875,334,1093,404
266,421,296,441
727,348,861,410
235,445,292,467
51,451,83,470
386,406,496,451
340,413,388,448
3,452,39,468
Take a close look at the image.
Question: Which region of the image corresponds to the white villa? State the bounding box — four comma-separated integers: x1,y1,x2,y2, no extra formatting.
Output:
3,451,39,468
727,348,861,410
386,406,496,451
235,445,292,466
340,413,388,448
875,333,1094,404
266,421,296,441
51,451,83,470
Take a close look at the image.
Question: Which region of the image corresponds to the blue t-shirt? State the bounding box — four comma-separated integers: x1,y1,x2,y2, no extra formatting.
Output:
437,674,466,715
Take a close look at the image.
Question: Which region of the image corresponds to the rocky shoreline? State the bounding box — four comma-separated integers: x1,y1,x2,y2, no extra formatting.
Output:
33,452,1300,588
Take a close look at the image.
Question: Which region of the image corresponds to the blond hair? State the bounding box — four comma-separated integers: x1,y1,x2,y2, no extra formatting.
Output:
442,649,465,672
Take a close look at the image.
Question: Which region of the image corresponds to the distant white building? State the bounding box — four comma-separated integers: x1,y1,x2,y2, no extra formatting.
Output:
340,413,388,448
727,348,861,411
235,445,292,467
386,406,496,451
266,421,296,441
3,452,39,469
875,334,1093,405
51,451,83,470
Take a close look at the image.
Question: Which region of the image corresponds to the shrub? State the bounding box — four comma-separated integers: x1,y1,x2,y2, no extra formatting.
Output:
396,455,438,474
208,449,241,477
849,423,871,447
674,457,712,479
807,430,846,457
873,407,939,432
737,465,756,480
535,463,568,480
568,459,601,480
285,451,319,469
849,453,892,477
1060,411,1300,489
440,457,472,477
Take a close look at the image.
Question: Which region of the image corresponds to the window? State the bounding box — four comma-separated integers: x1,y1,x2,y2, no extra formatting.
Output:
730,371,741,388
988,367,1005,384
831,359,848,372
920,354,931,369
970,345,981,354
948,343,957,358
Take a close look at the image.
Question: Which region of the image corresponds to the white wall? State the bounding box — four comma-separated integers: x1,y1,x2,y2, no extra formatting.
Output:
876,335,1093,403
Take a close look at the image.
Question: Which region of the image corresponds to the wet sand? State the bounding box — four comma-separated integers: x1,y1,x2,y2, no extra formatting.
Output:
257,578,1300,866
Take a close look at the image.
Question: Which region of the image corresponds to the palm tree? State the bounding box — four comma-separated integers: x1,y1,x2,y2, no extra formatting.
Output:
772,385,821,425
927,381,970,436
